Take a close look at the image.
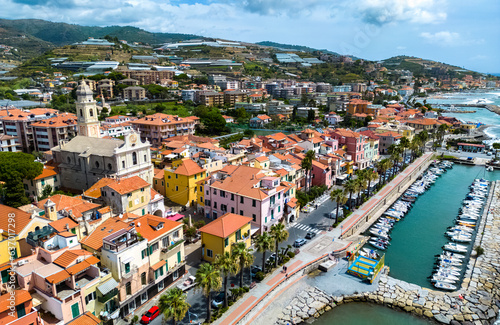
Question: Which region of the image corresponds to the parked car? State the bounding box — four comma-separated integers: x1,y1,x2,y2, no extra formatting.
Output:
305,232,316,239
212,292,227,309
266,253,277,264
141,306,160,324
251,265,262,278
177,275,197,291
293,238,307,247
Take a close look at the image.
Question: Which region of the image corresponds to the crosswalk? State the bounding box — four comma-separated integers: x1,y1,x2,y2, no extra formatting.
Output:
289,222,321,234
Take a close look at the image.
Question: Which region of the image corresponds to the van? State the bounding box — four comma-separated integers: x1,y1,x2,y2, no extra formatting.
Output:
329,209,343,219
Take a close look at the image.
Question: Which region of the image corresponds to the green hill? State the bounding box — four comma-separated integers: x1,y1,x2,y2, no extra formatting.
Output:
0,18,203,47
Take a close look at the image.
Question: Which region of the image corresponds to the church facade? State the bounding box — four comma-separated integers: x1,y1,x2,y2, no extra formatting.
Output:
52,81,154,191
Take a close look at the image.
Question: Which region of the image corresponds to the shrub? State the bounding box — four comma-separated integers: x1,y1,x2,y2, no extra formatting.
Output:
131,315,139,324
475,246,484,257
282,256,290,264
255,271,265,281
228,301,234,306
243,286,249,292
287,251,295,258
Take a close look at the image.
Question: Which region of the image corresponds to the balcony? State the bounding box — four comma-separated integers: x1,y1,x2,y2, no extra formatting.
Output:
269,202,279,210
161,239,184,254
98,288,118,303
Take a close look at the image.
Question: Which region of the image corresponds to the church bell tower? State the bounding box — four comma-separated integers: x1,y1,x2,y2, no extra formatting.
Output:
76,80,101,138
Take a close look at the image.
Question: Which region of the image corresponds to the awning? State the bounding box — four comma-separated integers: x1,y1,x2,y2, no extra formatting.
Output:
121,255,134,264
250,224,260,235
31,292,47,308
150,260,166,271
336,174,349,180
166,213,184,221
97,278,119,295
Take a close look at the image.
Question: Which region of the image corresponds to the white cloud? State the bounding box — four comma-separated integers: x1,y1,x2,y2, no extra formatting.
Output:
354,0,447,25
396,46,406,50
420,31,460,45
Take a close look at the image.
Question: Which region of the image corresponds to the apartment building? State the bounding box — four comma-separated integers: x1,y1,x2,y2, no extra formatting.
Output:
123,86,146,100
198,91,224,107
0,134,18,152
0,290,42,325
204,165,286,235
97,79,115,98
23,163,60,198
1,108,59,152
131,113,200,146
164,158,207,207
31,113,77,152
224,90,248,106
121,70,174,85
329,128,369,169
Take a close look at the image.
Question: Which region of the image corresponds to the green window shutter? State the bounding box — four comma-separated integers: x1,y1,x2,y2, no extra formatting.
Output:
71,228,76,234
177,251,181,263
224,238,229,247
154,270,158,279
16,304,26,318
1,270,9,283
141,250,145,259
159,266,164,276
149,246,153,255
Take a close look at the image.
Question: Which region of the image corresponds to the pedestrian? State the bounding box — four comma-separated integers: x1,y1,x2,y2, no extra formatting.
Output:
284,266,288,273
285,273,288,279
282,265,286,273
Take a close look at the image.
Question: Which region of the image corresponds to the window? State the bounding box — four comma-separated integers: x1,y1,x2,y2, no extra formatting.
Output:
132,152,137,165
107,163,112,170
142,208,145,215
213,189,217,195
278,192,281,199
79,109,83,116
85,291,96,305
173,230,180,238
220,190,225,198
16,304,26,318
265,217,268,223
144,155,147,162
122,161,125,168
141,292,148,304
207,249,213,258
200,186,203,191
231,193,235,201
240,210,243,215
67,157,71,164
252,214,256,222
278,206,281,213
175,174,178,179
213,202,217,209
124,262,131,273
224,238,229,247
141,196,144,203
129,201,133,208
231,207,235,213
126,282,132,295
128,300,135,312
158,281,164,291
240,196,244,204
141,249,147,259
89,109,94,117
236,229,241,241
95,161,100,168
271,210,274,219
252,199,256,207
175,186,178,191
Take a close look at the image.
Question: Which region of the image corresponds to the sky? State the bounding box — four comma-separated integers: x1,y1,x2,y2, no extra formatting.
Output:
2,0,499,73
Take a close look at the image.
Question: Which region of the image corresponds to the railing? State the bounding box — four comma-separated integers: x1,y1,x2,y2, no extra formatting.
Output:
121,265,138,279
163,239,184,253
98,288,118,303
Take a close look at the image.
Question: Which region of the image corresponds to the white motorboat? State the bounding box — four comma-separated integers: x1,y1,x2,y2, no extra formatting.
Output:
433,282,457,291
437,264,462,273
369,229,391,240
444,243,468,253
440,251,465,259
368,241,387,250
437,255,464,263
450,234,472,243
433,272,460,281
431,276,456,284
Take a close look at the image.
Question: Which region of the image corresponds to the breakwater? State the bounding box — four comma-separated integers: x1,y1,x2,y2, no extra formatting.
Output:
276,181,500,324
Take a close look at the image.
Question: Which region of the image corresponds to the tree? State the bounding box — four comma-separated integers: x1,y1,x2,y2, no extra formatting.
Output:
231,242,254,288
365,169,379,197
307,109,315,122
399,137,410,164
270,222,289,268
40,185,53,200
195,263,221,322
214,252,239,308
301,150,315,193
254,232,274,273
330,189,347,226
354,176,366,206
0,152,43,207
158,288,190,325
243,129,254,138
343,179,357,210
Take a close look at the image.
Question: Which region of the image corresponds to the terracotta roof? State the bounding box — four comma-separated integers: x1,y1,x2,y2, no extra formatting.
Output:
34,164,59,180
46,269,71,284
38,195,100,219
287,197,298,208
331,128,361,138
274,168,288,177
0,290,31,314
154,168,165,179
311,160,328,170
105,176,150,195
0,204,32,235
150,260,166,271
134,214,182,241
257,114,271,120
174,158,206,176
199,213,252,238
67,312,101,325
53,249,93,268
30,113,77,128
98,206,111,214
80,217,131,251
58,231,77,238
84,178,115,198
131,113,199,126
254,156,269,162
377,131,402,138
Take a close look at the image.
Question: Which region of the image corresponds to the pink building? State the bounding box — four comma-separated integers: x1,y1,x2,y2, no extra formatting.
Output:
329,128,369,169
204,165,287,235
311,160,334,188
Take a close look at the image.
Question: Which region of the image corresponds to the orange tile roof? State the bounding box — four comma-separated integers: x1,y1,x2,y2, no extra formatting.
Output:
312,160,328,170
211,165,275,200
106,176,150,195
331,128,361,138
80,217,132,251
84,178,115,198
174,158,206,176
257,114,271,120
34,164,59,180
153,168,165,179
377,131,402,138
134,214,182,241
150,260,166,271
254,156,269,162
38,195,100,219
274,168,288,177
67,312,101,325
287,197,298,208
0,290,31,314
46,269,71,284
98,206,111,214
53,249,93,268
199,213,252,238
0,204,32,235
131,113,199,126
30,113,77,128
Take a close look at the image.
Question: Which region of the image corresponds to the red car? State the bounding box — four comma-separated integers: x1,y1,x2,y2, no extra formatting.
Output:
141,306,160,324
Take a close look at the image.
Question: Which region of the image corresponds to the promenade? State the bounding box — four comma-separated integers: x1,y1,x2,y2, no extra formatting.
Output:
213,153,435,325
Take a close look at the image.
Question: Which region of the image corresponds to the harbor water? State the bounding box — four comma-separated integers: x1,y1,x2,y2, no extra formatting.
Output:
383,164,500,288
312,302,436,325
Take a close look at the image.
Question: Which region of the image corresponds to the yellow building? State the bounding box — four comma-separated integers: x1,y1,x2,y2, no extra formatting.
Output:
164,158,207,207
23,163,60,199
252,156,270,169
199,213,252,262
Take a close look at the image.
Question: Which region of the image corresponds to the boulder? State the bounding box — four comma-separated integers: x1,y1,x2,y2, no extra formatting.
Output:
434,313,451,324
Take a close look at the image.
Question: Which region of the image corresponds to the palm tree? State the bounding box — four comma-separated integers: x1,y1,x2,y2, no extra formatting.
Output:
195,263,222,322
365,169,379,197
270,222,289,268
375,159,387,186
301,150,315,193
158,288,190,325
330,189,347,225
254,232,275,273
231,242,255,288
399,137,410,164
409,137,420,161
437,124,449,145
214,252,239,308
354,172,367,206
343,179,357,210
418,130,429,153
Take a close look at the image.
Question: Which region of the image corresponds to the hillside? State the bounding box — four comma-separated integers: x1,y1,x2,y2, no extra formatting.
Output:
0,19,204,47
257,41,341,56
0,25,54,60
382,55,476,77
